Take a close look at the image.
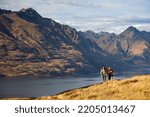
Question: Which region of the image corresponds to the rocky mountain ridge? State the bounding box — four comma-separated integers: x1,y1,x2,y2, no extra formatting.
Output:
81,26,150,64
0,8,149,77
0,8,112,77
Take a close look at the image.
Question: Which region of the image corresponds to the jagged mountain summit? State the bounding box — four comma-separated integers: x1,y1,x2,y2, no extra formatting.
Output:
0,8,112,77
81,26,150,63
0,8,149,77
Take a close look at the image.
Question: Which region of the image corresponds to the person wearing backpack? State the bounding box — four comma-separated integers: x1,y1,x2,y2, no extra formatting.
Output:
100,66,107,82
107,67,113,80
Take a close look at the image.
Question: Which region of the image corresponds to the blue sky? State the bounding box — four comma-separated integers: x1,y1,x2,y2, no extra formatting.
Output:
0,0,150,33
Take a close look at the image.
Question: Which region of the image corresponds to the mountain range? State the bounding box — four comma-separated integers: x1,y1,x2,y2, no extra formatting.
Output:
81,26,150,62
0,8,150,77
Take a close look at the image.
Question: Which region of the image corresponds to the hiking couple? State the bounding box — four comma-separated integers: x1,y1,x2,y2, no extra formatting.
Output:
100,66,113,82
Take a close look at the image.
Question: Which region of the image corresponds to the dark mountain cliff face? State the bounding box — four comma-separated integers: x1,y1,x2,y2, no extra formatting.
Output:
0,8,112,77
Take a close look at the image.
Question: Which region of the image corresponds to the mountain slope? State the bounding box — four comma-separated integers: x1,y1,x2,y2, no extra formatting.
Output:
81,26,150,65
0,8,111,77
0,8,149,77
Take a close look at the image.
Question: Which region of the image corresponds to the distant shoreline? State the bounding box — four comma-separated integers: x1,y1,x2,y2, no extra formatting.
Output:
0,73,99,79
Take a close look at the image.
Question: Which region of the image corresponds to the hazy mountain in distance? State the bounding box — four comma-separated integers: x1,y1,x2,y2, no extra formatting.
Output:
79,30,101,40
81,26,150,65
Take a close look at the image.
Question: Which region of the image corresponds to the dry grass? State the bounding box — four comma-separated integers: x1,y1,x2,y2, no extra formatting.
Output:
37,74,150,100
1,75,150,100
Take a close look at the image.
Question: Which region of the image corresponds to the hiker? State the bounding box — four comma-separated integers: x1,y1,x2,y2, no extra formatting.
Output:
100,66,107,82
107,67,113,80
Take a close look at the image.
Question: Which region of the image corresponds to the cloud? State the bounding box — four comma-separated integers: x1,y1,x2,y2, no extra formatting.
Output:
47,0,101,8
100,2,125,9
0,0,35,10
0,0,150,33
135,24,150,32
63,14,150,34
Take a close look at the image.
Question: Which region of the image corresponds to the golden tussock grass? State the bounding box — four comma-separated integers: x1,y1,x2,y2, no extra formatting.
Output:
1,74,150,100
37,74,150,100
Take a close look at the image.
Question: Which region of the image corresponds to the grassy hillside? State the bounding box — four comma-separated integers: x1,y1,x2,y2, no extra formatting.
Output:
37,75,150,100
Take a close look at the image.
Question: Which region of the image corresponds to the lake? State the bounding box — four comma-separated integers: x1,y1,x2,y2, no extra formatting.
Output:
0,75,127,98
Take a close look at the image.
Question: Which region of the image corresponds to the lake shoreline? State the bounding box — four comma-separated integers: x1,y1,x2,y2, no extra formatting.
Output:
0,75,101,98
37,74,150,100
0,73,99,79
1,74,150,100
